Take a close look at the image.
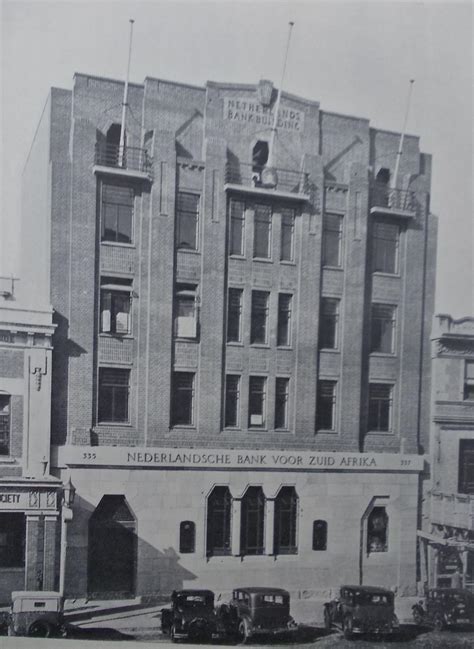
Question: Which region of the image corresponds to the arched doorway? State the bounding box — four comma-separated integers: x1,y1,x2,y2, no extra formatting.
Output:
88,495,136,598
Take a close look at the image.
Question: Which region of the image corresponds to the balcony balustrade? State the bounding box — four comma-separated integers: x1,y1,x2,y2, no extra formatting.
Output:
225,162,310,199
370,182,418,218
431,491,474,531
94,143,153,178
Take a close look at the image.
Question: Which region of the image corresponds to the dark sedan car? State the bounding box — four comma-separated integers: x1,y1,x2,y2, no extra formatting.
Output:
324,585,399,639
412,588,474,631
161,589,222,642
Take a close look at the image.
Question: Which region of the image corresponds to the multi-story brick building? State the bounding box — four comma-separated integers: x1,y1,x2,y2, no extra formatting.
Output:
0,276,60,604
23,73,437,600
419,315,474,591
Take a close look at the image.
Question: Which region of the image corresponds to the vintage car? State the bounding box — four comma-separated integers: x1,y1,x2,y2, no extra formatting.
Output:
161,589,222,642
218,587,297,643
323,585,399,639
412,588,474,631
8,591,65,637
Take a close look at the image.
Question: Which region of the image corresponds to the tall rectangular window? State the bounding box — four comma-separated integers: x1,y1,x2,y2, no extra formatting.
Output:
176,192,199,250
464,361,474,400
322,214,343,267
459,440,474,494
230,200,245,256
275,378,290,429
0,396,10,456
280,209,295,261
98,368,130,423
371,304,396,354
248,376,266,428
241,487,265,555
368,383,393,432
101,184,134,244
100,277,132,335
174,283,198,338
372,220,400,274
225,375,240,428
316,381,336,431
319,298,339,349
277,294,292,347
0,514,25,567
227,288,243,343
253,204,272,258
171,372,195,426
251,291,269,344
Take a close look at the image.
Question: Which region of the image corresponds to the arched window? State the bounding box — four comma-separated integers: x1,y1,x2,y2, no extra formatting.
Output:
274,487,298,554
252,140,269,171
367,507,388,553
179,521,195,553
206,487,232,556
312,520,328,551
241,487,265,556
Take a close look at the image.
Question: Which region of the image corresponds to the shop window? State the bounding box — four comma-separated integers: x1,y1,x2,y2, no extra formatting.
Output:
230,200,245,256
176,192,199,250
98,368,130,423
171,372,195,426
322,214,343,267
280,209,295,261
0,513,25,567
248,376,266,428
206,487,232,556
368,383,393,432
225,375,240,428
459,439,474,495
179,521,195,553
100,277,132,335
241,487,265,556
372,220,400,274
274,378,289,430
250,290,269,344
371,304,396,354
312,520,328,551
316,381,337,431
277,294,292,347
0,395,10,455
319,298,339,349
101,183,134,244
464,361,474,400
174,283,198,338
274,487,298,554
253,204,272,258
367,507,388,553
227,288,243,343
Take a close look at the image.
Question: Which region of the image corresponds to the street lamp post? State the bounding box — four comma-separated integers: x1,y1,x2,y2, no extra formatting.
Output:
59,477,75,597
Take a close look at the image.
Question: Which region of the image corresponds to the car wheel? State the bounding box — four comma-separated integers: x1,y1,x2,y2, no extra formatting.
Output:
343,615,353,640
412,607,424,626
324,608,332,631
237,619,250,644
28,621,52,638
433,614,445,632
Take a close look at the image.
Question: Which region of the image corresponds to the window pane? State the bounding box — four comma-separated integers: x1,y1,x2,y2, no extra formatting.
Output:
312,520,328,551
251,291,269,344
101,184,134,243
367,507,388,553
371,304,395,353
249,377,266,427
372,221,399,273
225,375,240,427
230,200,245,256
277,294,292,346
174,285,197,338
459,440,474,494
368,384,392,432
177,193,199,250
227,288,243,342
316,381,336,431
207,487,232,556
253,204,271,258
0,396,10,456
98,368,130,423
179,521,195,553
319,298,339,349
281,210,295,261
117,205,133,243
274,487,297,554
241,487,265,555
322,214,342,267
0,513,25,567
171,372,194,426
275,378,289,429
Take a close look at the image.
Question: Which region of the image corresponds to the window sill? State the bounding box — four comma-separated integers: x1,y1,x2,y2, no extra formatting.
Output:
370,352,396,358
174,337,199,343
101,241,135,249
274,428,291,433
0,456,17,464
229,254,246,261
372,271,400,279
96,421,133,427
99,333,134,339
248,427,268,432
276,345,293,351
250,343,270,349
316,429,337,434
176,248,200,255
319,347,339,353
223,427,242,431
252,257,273,264
322,265,343,271
0,566,24,572
227,341,244,347
280,260,296,266
366,430,393,435
170,425,196,431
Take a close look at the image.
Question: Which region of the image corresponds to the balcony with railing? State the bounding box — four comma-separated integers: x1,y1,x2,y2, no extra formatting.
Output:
431,491,474,530
94,143,153,180
225,162,310,201
370,182,418,219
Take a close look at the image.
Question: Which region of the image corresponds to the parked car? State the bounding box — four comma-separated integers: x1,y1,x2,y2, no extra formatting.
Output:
8,591,65,637
412,588,474,631
323,585,399,639
161,589,222,642
218,587,297,643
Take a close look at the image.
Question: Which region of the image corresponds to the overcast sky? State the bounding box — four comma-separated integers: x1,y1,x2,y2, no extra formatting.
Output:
1,0,472,316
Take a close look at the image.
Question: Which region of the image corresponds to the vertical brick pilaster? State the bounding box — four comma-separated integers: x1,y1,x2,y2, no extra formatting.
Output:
43,516,58,590
265,499,275,556
25,515,41,590
231,499,242,556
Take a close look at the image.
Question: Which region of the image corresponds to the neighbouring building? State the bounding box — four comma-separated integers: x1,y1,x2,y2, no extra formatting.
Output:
22,73,437,600
0,276,60,604
419,315,474,592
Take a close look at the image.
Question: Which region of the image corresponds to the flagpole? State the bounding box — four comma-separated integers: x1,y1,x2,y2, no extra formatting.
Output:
119,19,135,166
392,79,414,189
268,21,294,168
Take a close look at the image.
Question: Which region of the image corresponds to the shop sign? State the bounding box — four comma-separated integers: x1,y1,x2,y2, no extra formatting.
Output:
56,445,424,472
223,98,304,132
0,489,58,511
0,330,13,343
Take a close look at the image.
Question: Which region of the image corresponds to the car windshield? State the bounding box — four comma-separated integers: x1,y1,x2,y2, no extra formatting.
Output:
351,591,391,605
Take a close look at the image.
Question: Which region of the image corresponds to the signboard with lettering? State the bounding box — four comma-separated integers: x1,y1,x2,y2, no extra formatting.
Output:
223,98,304,132
55,445,424,473
0,489,58,512
0,330,13,343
